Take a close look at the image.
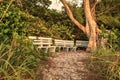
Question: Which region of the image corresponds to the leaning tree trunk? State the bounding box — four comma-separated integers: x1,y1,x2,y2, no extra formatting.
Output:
60,0,101,51
84,0,98,51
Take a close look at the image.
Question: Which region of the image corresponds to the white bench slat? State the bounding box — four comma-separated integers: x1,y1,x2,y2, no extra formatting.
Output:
29,36,55,53
63,40,74,47
63,40,76,52
54,39,76,52
34,40,52,45
76,40,88,47
54,39,64,47
29,36,88,52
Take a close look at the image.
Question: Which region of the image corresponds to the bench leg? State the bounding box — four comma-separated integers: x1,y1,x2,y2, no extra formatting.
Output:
73,47,77,52
63,47,71,52
58,47,61,52
69,47,77,52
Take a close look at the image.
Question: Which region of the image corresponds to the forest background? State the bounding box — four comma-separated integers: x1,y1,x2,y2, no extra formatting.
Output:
0,0,120,80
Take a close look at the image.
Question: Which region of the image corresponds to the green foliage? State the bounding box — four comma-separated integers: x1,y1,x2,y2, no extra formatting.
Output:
0,1,44,79
22,0,52,17
100,25,120,51
87,25,120,80
0,0,119,79
40,50,55,61
87,51,120,80
107,29,120,50
97,0,120,29
0,35,40,80
98,15,120,29
0,0,49,39
48,24,75,40
69,3,85,24
0,2,25,40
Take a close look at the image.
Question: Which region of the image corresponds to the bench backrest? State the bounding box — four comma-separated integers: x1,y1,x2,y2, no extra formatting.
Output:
29,36,53,47
76,40,88,47
63,40,74,47
54,39,64,47
54,39,74,47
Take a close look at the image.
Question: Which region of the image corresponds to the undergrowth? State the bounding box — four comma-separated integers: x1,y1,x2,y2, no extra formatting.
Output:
0,34,41,80
87,49,120,80
87,27,120,80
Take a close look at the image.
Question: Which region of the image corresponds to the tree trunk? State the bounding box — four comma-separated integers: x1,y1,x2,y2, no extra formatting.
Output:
83,0,98,51
60,0,101,51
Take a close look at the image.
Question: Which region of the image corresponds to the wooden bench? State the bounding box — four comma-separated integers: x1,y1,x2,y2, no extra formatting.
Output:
29,36,56,53
63,40,76,52
54,39,76,52
54,39,64,52
76,40,88,47
29,36,88,52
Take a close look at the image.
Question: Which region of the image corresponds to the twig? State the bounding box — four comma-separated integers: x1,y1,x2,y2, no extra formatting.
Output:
97,3,120,16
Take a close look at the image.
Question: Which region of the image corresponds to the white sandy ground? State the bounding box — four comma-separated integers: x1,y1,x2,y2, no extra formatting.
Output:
35,50,90,80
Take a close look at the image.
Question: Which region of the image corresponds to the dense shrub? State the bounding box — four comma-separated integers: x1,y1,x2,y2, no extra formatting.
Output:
87,50,120,80
87,26,120,80
0,34,40,80
0,1,42,79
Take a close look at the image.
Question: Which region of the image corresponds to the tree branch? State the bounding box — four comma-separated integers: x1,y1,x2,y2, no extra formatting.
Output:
60,0,85,33
90,1,97,21
97,3,120,16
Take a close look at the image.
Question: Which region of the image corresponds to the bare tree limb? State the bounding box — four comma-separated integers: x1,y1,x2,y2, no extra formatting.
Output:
0,0,3,3
60,0,85,33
